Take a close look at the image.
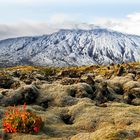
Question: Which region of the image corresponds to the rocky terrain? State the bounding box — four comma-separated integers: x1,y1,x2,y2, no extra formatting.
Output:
1,63,140,139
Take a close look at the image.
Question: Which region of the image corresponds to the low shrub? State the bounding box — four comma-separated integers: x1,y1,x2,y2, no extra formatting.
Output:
2,103,42,134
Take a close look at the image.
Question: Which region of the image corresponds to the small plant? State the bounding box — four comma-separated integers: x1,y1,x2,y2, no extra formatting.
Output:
2,103,42,134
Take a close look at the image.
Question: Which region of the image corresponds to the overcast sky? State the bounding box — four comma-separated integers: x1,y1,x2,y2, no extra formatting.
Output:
0,0,140,40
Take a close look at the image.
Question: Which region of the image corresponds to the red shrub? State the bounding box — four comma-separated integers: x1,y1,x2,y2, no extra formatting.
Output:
2,103,42,133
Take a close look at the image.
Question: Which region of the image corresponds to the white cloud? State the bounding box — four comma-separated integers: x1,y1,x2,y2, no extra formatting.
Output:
49,14,78,24
0,12,140,40
0,22,58,40
0,13,82,40
92,13,140,35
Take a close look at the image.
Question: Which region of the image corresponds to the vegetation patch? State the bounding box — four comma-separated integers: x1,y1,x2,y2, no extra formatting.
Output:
2,103,42,134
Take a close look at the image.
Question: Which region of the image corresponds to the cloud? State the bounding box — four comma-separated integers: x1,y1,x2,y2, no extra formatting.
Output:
93,12,140,35
49,13,79,24
0,13,82,40
0,12,140,40
0,22,59,40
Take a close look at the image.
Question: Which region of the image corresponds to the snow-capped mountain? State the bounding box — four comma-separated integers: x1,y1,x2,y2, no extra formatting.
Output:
0,27,140,67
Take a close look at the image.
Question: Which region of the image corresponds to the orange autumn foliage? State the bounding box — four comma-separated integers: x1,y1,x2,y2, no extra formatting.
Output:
3,103,42,133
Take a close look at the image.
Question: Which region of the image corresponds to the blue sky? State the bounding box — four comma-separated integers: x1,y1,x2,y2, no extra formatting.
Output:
0,0,140,39
0,0,140,23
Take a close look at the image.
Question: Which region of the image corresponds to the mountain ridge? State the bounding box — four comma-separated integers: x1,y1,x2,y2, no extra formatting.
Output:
0,28,140,67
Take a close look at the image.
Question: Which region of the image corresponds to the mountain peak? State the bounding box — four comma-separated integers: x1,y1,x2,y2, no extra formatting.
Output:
0,28,140,67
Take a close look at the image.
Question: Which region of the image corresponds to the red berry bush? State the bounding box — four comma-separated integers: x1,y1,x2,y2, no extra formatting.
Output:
2,103,42,133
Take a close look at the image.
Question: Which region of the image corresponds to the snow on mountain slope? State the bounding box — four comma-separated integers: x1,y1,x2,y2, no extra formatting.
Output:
0,28,140,67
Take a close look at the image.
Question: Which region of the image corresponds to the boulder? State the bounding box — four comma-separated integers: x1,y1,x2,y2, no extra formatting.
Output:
0,85,39,106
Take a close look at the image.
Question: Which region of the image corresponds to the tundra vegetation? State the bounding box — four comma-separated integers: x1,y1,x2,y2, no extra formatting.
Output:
0,63,140,139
